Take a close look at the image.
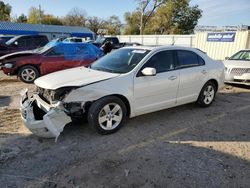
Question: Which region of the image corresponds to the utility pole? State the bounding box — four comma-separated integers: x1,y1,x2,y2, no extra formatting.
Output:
140,3,144,35
39,4,42,24
140,1,146,35
140,1,148,35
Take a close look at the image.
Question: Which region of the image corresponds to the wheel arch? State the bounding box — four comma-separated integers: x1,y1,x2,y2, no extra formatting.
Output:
112,94,131,117
86,94,131,117
206,79,219,92
16,64,40,76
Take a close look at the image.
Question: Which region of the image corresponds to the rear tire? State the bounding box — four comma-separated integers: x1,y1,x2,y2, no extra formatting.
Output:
18,65,39,83
88,96,127,135
197,81,217,107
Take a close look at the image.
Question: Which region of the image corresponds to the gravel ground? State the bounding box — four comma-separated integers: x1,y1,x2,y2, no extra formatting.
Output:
0,72,250,188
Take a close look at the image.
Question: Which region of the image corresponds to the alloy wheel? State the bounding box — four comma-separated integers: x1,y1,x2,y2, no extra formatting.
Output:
21,68,36,82
203,85,215,105
98,103,123,130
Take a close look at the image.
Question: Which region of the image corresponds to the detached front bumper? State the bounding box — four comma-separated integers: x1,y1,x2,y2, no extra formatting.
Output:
20,89,71,140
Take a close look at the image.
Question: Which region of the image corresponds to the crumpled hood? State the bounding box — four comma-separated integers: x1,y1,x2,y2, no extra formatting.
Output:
0,50,37,61
223,60,250,69
35,67,120,90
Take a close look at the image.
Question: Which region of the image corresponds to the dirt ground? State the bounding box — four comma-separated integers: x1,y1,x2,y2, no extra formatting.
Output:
0,72,250,188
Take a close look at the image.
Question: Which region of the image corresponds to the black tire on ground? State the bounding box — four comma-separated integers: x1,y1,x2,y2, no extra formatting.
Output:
88,96,127,135
197,81,217,107
18,65,39,83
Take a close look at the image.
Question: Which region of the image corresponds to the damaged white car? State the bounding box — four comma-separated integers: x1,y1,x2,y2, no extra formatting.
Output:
20,46,225,139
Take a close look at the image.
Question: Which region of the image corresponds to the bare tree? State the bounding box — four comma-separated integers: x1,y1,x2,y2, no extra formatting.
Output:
63,7,87,27
86,16,105,34
137,0,167,34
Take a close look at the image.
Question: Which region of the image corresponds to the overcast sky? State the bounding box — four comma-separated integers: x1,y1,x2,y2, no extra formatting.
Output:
3,0,250,26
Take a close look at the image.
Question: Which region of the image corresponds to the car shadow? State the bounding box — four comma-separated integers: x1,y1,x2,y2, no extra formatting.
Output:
225,83,250,89
0,126,250,188
0,95,11,108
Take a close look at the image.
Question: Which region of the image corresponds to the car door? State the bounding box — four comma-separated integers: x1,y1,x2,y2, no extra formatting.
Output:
133,50,180,116
39,44,66,75
176,50,208,105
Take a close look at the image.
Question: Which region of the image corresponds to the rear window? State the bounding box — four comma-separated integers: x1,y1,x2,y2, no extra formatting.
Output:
177,50,205,68
107,38,119,44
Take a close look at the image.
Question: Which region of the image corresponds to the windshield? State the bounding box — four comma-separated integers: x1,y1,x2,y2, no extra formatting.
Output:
33,40,57,54
229,51,250,61
91,48,150,73
95,37,105,44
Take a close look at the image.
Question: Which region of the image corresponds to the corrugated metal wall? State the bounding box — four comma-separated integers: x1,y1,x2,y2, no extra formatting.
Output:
195,31,249,60
115,35,196,47
114,31,250,60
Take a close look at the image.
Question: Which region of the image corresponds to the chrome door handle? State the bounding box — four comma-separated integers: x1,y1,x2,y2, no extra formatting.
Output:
201,70,208,74
168,76,177,80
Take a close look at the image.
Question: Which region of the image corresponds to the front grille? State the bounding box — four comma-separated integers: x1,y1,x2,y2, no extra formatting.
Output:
230,68,249,76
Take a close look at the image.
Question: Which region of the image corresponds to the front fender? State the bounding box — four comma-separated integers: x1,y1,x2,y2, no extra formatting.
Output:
64,86,113,103
63,75,135,116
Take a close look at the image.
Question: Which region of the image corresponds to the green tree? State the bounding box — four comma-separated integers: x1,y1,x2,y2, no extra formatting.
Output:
27,7,63,25
16,14,28,23
151,0,202,34
124,0,168,35
63,7,86,26
0,1,12,21
171,4,202,34
123,11,141,35
27,7,44,24
126,0,202,35
42,15,62,25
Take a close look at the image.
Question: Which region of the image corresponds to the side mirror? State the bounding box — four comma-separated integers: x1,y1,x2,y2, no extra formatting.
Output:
141,67,156,76
14,41,18,46
225,57,229,60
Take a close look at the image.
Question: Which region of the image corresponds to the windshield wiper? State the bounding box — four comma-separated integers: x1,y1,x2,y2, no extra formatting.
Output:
92,67,121,73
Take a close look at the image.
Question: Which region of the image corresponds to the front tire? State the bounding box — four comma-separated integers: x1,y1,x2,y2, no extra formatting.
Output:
88,96,127,134
18,65,39,83
197,81,217,107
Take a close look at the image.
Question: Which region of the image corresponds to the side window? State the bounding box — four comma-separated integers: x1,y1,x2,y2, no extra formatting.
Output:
63,44,89,60
177,50,204,68
198,55,205,65
75,45,89,60
45,45,64,56
16,38,26,47
34,37,45,47
140,50,175,75
25,38,33,48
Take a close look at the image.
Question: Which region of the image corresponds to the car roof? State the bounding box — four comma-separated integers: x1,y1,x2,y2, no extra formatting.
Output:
11,35,47,40
123,45,200,52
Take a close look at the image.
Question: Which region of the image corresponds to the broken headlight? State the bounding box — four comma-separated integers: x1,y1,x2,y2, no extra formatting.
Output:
52,87,78,102
36,86,78,104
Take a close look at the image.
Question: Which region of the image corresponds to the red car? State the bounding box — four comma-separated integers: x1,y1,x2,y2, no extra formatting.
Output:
0,41,104,83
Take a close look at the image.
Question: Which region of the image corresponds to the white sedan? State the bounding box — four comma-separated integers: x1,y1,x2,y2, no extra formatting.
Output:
20,46,225,139
224,49,250,85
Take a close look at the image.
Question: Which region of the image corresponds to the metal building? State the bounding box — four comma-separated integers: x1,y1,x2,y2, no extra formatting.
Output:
0,21,95,40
